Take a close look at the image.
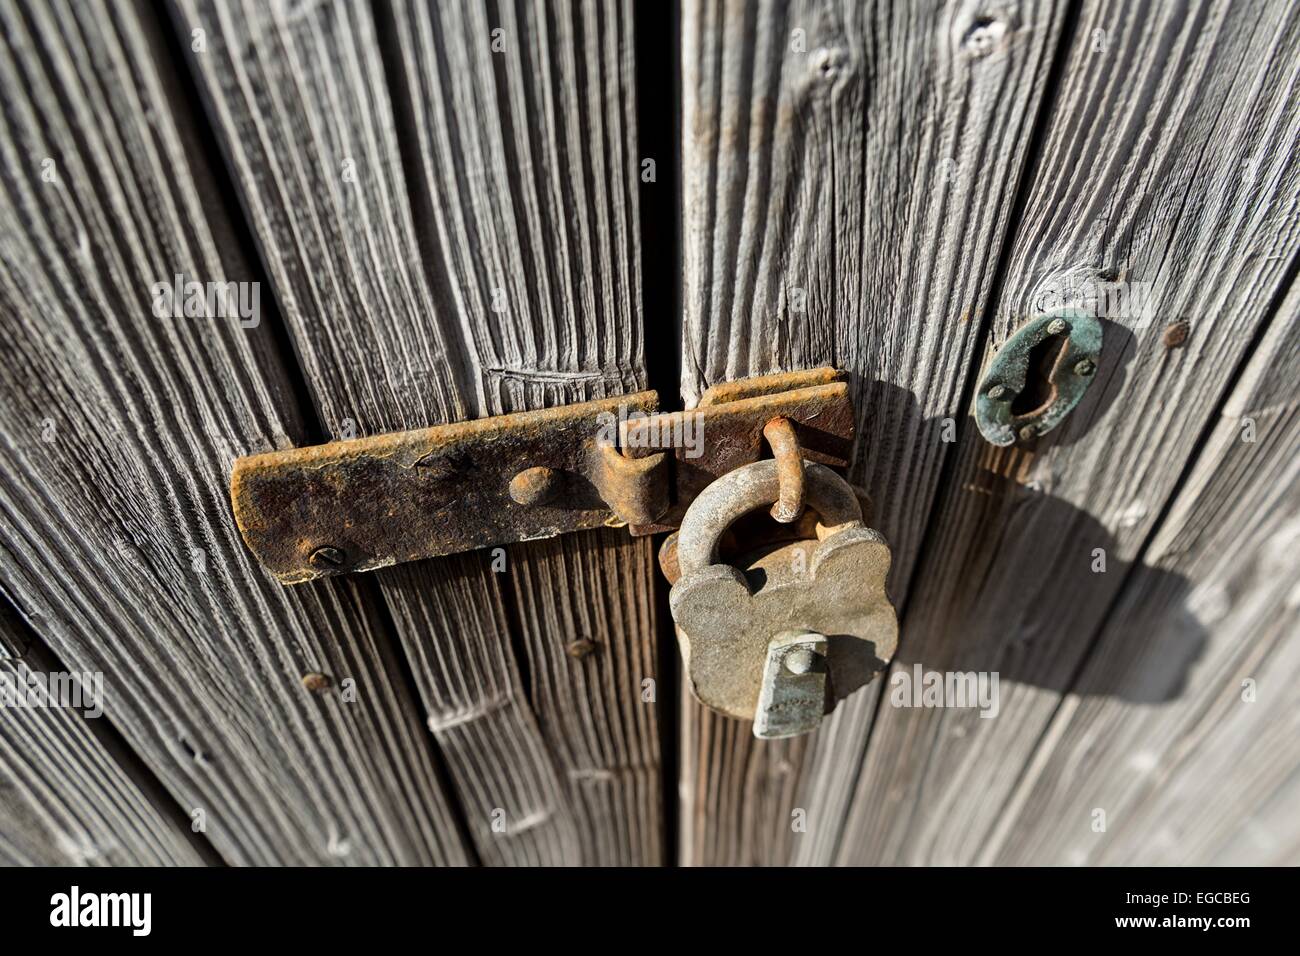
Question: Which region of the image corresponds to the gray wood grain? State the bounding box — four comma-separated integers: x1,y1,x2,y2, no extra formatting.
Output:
837,0,1300,865
678,0,1071,864
1100,596,1300,866
386,0,662,863
986,285,1300,865
1208,746,1300,866
175,0,662,864
0,0,470,866
387,0,646,411
0,608,206,866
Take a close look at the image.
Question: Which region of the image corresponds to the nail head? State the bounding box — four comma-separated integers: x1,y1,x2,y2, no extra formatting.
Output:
302,672,332,693
566,638,598,660
1163,321,1190,349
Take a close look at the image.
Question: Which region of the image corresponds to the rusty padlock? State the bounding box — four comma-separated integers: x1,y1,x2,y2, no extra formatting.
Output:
667,459,898,738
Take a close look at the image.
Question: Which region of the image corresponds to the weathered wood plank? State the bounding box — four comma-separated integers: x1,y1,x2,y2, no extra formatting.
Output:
386,0,645,410
1207,747,1300,866
0,0,470,866
837,0,1300,865
985,286,1300,864
0,606,206,866
1102,599,1300,866
386,0,662,864
175,0,662,864
678,0,1071,864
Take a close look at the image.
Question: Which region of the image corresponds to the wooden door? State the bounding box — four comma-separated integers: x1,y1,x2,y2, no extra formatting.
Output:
0,0,1296,866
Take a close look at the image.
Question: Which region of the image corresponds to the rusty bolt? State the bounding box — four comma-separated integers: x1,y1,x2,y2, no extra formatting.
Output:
566,638,598,660
509,466,561,506
309,546,347,569
1073,358,1096,377
1018,424,1037,442
1163,320,1190,349
988,384,1009,400
302,672,332,693
1046,318,1070,336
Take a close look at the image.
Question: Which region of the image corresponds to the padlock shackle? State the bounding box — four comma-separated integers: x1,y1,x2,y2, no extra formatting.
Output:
675,460,864,578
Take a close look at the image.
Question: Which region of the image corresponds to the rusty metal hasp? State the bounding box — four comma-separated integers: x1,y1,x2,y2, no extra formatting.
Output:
230,368,855,584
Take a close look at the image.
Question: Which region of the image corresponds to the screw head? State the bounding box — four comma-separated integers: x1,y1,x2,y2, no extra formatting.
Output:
1018,424,1037,442
1046,318,1070,335
509,466,561,506
988,384,1009,400
1073,358,1096,376
309,545,347,569
784,647,815,675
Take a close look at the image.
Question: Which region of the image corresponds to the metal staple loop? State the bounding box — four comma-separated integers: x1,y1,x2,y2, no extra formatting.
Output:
762,416,805,523
674,460,865,577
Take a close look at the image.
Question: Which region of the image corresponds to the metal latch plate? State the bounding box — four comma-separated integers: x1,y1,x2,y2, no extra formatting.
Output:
231,393,658,583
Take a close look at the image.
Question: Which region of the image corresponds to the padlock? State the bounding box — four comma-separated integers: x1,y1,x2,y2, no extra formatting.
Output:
668,459,898,738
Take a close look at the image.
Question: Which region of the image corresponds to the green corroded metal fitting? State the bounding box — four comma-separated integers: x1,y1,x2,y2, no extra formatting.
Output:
975,309,1103,447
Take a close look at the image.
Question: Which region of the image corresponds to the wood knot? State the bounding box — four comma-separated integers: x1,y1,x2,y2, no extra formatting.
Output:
809,46,848,83
963,17,1008,57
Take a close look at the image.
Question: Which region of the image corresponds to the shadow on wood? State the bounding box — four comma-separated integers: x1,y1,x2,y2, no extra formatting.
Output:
889,454,1203,705
844,366,1205,707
